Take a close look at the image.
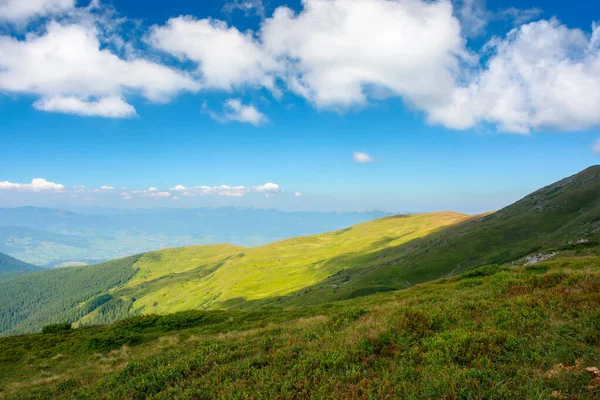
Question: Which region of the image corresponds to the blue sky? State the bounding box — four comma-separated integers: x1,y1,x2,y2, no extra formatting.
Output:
0,0,599,213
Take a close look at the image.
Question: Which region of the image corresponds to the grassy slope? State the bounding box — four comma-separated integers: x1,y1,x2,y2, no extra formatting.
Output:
110,212,469,316
1,254,598,399
265,165,600,307
0,212,467,335
0,252,42,281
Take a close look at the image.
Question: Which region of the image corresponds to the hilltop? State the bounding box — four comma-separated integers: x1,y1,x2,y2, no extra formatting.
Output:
0,252,42,281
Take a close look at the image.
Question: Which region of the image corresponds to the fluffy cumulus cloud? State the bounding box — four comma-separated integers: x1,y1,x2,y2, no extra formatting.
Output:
429,19,600,133
148,16,279,91
0,21,198,118
34,95,136,118
253,182,280,192
2,0,600,136
0,0,74,23
208,99,268,125
0,178,65,191
260,0,468,110
353,152,374,163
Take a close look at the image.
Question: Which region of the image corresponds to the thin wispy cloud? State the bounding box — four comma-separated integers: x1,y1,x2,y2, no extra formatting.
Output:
353,152,374,164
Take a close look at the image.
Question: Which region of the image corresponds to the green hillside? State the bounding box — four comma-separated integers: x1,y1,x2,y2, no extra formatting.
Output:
1,255,598,399
2,166,600,336
0,212,468,334
0,252,43,281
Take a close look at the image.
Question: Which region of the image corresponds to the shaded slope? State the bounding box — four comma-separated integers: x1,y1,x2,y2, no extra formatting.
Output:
0,252,42,281
332,165,600,299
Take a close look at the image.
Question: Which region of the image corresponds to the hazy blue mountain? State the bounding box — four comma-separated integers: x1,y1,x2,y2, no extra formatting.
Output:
0,207,392,266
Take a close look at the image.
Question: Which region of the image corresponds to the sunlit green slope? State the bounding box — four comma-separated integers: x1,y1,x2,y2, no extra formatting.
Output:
100,212,469,318
0,212,468,334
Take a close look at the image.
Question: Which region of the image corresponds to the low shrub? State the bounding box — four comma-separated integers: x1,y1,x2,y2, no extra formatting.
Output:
41,322,72,334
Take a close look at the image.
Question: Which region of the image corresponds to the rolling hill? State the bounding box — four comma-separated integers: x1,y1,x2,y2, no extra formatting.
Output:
0,252,43,281
1,166,599,337
0,212,468,335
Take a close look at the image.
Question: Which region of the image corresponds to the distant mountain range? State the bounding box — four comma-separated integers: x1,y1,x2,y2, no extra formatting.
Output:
0,207,392,266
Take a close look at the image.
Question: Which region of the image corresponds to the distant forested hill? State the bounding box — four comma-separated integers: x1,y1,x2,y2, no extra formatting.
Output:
0,252,43,281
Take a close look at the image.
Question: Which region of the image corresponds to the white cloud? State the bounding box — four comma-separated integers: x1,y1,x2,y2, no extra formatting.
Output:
169,182,281,197
99,185,114,190
260,0,468,110
353,152,373,163
148,16,279,91
0,21,199,117
593,139,600,155
253,182,279,192
429,19,600,133
34,95,136,118
209,99,268,125
223,0,265,18
0,0,74,23
498,7,543,26
145,191,171,198
458,0,489,37
0,178,65,191
172,196,180,200
294,192,303,197
147,187,159,192
120,192,132,200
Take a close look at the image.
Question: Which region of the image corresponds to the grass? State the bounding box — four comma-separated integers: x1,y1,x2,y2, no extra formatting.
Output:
112,212,469,315
0,255,598,399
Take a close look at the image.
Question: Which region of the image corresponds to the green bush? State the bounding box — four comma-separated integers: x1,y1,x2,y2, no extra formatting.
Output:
41,322,72,334
88,329,140,351
461,264,504,279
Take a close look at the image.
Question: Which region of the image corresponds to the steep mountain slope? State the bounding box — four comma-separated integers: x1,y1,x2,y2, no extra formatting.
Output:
121,166,600,311
1,255,598,399
0,252,43,281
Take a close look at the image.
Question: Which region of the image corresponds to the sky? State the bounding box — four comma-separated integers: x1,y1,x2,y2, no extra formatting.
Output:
0,0,599,214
